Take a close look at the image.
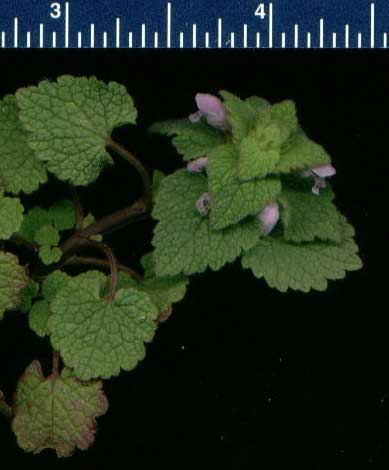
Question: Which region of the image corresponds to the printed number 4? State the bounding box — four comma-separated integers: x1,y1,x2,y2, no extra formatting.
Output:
50,2,61,19
255,3,266,19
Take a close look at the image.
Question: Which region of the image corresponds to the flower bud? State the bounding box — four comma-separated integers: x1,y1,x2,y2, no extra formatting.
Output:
195,192,212,216
189,93,229,130
259,202,279,236
187,156,209,173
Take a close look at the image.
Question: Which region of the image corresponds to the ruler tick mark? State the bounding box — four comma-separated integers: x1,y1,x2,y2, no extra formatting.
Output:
141,24,146,48
332,32,337,48
281,32,286,48
52,31,56,48
192,24,197,48
39,23,44,48
90,24,95,48
358,32,362,48
345,24,349,48
128,31,133,48
78,31,82,48
294,24,298,48
179,32,184,48
218,18,222,48
230,31,235,48
14,17,18,48
26,31,31,48
243,24,248,48
256,32,260,48
167,2,171,48
65,2,69,48
320,18,324,48
103,31,107,48
116,18,120,48
154,31,158,48
307,32,311,48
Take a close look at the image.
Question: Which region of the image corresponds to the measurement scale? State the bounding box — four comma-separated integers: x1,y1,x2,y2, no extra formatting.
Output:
0,1,388,49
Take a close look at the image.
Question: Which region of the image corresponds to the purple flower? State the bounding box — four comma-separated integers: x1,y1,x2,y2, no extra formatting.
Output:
259,202,280,236
189,93,229,130
187,156,209,173
302,164,336,195
195,192,212,216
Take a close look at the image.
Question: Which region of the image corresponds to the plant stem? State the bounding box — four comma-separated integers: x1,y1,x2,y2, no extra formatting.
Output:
81,240,118,300
106,139,153,209
60,198,148,261
64,255,142,282
52,351,60,378
70,186,84,230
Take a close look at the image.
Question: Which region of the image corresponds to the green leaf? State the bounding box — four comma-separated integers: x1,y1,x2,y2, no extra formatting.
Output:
149,118,225,161
48,200,76,231
16,75,137,185
152,170,260,277
49,271,159,380
244,96,270,114
29,300,51,337
152,170,166,198
118,255,188,313
275,130,331,174
242,216,362,293
237,123,282,181
270,100,299,142
34,224,60,246
39,246,62,266
208,144,282,230
12,360,108,457
42,271,71,301
219,90,256,144
0,195,24,240
19,281,39,314
0,251,28,320
17,207,51,242
279,180,343,243
0,95,47,195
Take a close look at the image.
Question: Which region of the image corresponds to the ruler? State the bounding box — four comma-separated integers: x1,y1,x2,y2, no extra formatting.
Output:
0,1,388,49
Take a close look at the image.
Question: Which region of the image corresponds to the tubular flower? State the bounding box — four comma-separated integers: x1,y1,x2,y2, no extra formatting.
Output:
259,202,280,236
302,164,336,195
189,93,230,130
195,192,212,217
187,156,209,173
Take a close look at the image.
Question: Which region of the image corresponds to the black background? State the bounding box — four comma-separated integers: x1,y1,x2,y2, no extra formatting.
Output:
0,51,386,468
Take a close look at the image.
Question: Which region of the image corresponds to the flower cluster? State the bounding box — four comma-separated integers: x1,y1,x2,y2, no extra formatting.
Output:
188,93,336,236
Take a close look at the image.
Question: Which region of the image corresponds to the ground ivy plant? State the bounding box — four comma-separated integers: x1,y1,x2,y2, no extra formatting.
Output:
0,76,362,457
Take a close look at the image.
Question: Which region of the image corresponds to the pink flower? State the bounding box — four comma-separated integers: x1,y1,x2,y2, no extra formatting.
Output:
195,192,211,216
302,164,336,195
259,202,280,236
189,93,229,130
187,156,209,173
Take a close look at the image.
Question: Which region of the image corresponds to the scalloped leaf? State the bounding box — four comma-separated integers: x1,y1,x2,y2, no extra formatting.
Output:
242,216,362,293
49,271,158,380
149,118,225,161
0,95,47,195
275,129,331,173
279,180,343,243
48,200,76,231
0,251,28,320
12,360,108,457
208,144,282,230
0,195,24,240
16,75,137,185
152,170,260,277
29,300,51,337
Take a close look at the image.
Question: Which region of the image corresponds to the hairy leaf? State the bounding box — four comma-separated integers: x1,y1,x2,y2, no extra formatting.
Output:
49,271,158,380
19,281,39,314
34,224,60,247
275,130,331,173
219,90,256,144
42,271,71,301
279,180,343,243
0,195,24,240
48,200,76,231
12,361,108,457
17,207,51,242
29,300,51,337
39,246,62,265
0,95,47,194
242,217,362,292
16,75,137,185
149,118,225,161
208,144,282,230
0,251,28,319
152,170,260,276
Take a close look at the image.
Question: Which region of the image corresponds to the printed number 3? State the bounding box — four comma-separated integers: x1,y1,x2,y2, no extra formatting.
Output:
50,2,61,19
255,3,266,19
